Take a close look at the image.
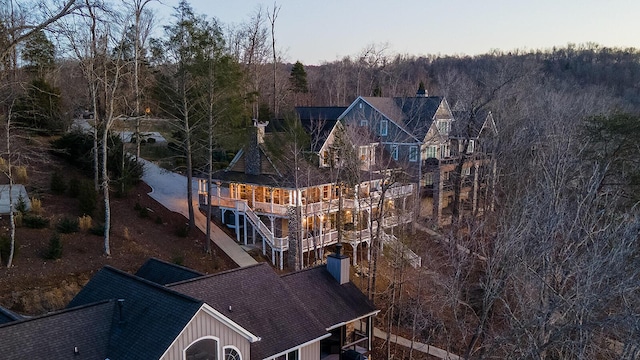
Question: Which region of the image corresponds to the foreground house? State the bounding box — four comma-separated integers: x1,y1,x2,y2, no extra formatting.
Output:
339,91,497,224
0,255,377,359
199,108,416,270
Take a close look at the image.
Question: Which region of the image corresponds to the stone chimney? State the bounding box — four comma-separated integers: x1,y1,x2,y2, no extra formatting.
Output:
245,120,268,175
327,243,350,285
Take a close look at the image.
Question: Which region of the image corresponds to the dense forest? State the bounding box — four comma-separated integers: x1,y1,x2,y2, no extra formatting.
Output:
1,1,639,359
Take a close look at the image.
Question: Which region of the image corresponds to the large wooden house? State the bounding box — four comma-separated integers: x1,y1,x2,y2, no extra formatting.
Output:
339,91,497,225
199,108,416,270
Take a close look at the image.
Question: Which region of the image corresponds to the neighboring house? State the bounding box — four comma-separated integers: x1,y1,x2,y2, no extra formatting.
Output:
0,254,378,360
339,90,497,224
199,108,415,270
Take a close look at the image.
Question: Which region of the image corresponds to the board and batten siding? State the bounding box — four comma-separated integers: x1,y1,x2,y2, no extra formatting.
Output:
161,307,252,360
299,340,321,360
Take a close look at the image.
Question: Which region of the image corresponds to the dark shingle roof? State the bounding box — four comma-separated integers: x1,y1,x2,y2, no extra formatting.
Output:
297,107,346,152
135,257,204,285
170,263,328,360
0,300,114,359
451,109,495,139
282,266,377,329
360,96,446,141
67,266,203,360
0,305,22,325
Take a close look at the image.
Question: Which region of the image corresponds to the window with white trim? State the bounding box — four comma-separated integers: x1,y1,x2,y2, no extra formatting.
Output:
359,146,368,161
391,145,399,161
462,167,471,176
185,338,218,360
467,139,475,154
224,347,241,360
409,146,418,162
360,118,368,127
425,145,438,159
437,119,451,134
441,144,450,158
380,119,388,136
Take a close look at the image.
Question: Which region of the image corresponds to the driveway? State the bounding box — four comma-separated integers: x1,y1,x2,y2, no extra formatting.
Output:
139,158,257,268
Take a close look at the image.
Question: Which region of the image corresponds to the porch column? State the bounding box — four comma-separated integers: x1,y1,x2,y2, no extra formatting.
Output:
234,210,240,242
216,182,221,206
289,190,293,205
270,189,274,212
351,242,358,266
279,250,283,270
252,225,256,245
243,213,248,245
251,185,255,207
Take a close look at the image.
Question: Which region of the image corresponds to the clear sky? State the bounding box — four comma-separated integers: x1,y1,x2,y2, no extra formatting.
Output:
151,0,640,65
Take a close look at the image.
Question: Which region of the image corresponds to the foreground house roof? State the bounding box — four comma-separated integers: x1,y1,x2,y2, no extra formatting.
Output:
135,257,205,285
0,300,114,359
170,262,329,360
67,266,204,360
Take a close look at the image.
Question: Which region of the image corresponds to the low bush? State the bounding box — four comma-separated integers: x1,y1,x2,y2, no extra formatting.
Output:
15,194,28,213
78,180,97,215
23,214,50,229
155,216,163,224
174,225,189,238
14,212,23,227
78,215,92,231
44,233,62,260
50,170,66,194
14,166,28,184
56,217,79,234
30,198,42,214
67,178,81,198
89,223,104,236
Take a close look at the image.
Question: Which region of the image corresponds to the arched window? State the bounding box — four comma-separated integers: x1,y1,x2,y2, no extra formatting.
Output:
185,338,218,360
223,346,242,360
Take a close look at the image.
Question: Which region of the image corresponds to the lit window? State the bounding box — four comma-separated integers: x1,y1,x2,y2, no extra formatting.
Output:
441,144,450,158
391,145,398,161
322,150,329,166
409,146,418,162
380,120,388,136
359,146,367,160
462,167,471,176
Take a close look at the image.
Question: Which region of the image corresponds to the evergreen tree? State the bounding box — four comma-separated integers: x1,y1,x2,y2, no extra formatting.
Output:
21,30,55,78
289,61,308,94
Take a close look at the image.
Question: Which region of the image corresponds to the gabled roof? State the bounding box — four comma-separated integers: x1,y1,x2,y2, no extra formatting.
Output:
296,107,346,153
67,266,203,360
451,109,497,139
282,266,378,330
135,257,204,285
0,305,22,325
348,96,448,142
170,263,329,360
0,300,114,359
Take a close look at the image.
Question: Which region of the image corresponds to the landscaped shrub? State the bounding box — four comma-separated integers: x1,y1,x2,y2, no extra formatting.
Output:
30,198,42,214
50,170,66,194
14,212,23,227
67,178,81,198
14,166,28,184
44,233,62,260
155,216,163,224
78,215,92,231
56,217,79,234
23,214,50,229
174,225,189,238
89,223,104,236
134,202,143,211
78,180,97,215
15,194,28,213
0,158,7,172
138,206,149,218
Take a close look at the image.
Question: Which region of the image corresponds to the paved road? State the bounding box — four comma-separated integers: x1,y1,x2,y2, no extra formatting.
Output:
140,158,257,268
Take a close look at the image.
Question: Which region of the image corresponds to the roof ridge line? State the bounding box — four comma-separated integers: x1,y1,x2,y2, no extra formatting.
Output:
0,299,114,329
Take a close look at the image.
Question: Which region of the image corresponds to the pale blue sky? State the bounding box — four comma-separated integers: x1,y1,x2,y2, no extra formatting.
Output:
152,0,640,65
